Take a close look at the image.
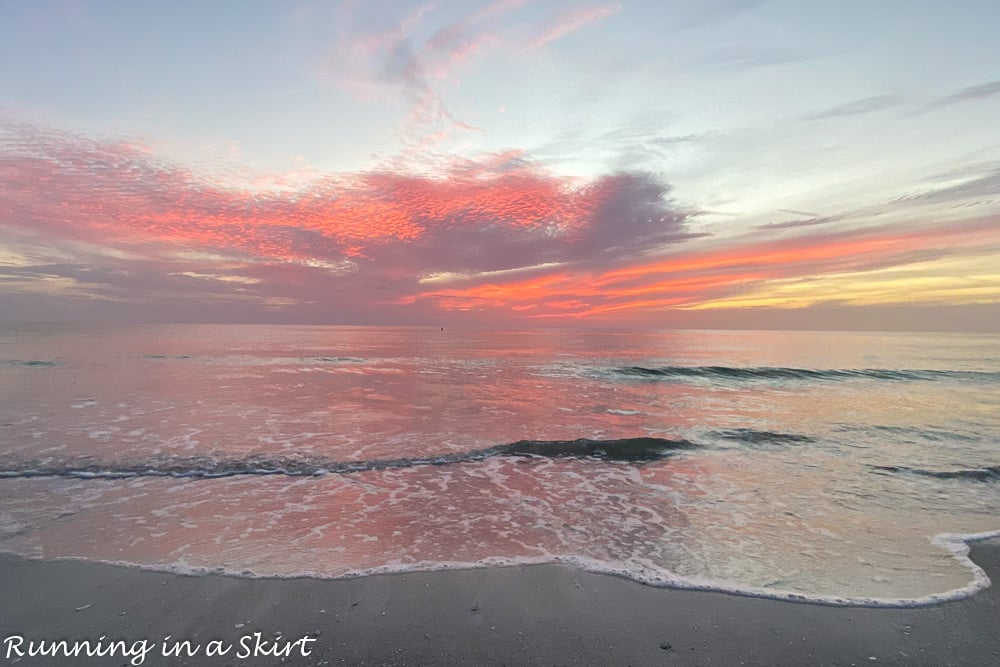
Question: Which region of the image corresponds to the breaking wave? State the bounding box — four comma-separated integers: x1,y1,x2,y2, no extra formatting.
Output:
710,428,814,446
606,365,1000,383
870,465,1000,482
0,437,696,480
0,359,58,367
143,354,366,364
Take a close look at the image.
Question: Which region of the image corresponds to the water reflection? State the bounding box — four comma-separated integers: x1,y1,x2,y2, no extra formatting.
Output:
1,324,999,603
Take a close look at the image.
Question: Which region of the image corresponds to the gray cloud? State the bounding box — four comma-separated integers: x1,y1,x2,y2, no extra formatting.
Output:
891,166,1000,206
802,94,901,121
755,215,842,231
929,79,1000,109
356,171,703,277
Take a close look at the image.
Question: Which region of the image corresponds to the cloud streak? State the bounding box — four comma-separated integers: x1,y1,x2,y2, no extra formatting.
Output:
929,79,1000,109
531,3,621,48
402,216,1000,319
802,94,901,121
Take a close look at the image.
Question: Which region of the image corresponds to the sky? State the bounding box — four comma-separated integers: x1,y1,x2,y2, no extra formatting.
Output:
2,0,1000,331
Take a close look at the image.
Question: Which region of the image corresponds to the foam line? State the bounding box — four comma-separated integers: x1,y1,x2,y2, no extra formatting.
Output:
3,530,998,609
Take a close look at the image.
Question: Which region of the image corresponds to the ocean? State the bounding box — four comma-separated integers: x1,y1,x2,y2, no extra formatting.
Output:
1,322,998,607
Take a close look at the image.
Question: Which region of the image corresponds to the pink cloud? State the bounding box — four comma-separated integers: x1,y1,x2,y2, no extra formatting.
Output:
322,1,620,145
324,1,522,143
530,3,622,48
5,119,998,325
0,120,697,320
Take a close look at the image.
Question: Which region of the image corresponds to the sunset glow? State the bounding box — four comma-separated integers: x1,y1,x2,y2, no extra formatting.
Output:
2,1,999,329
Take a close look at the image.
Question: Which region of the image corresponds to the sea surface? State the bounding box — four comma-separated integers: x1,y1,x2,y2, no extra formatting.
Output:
1,323,998,606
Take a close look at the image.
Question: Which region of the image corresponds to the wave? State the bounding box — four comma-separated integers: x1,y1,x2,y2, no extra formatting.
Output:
0,359,58,367
711,428,814,446
870,465,1000,482
0,437,696,481
607,365,1000,383
851,424,981,443
143,354,366,364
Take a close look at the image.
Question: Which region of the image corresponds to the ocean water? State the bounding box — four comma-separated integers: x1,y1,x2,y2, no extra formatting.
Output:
1,322,998,606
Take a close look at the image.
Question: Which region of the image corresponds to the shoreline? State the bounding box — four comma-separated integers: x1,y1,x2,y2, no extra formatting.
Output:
3,527,999,610
2,540,999,666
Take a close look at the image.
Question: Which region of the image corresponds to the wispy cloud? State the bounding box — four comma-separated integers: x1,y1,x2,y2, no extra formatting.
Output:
326,1,495,142
530,3,621,48
928,79,1000,109
802,94,901,121
755,215,841,231
890,163,1000,207
324,1,624,144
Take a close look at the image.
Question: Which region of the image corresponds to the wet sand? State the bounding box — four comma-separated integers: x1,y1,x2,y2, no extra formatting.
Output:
1,540,999,666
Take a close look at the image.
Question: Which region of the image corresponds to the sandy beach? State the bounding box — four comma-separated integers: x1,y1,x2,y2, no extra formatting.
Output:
1,539,997,666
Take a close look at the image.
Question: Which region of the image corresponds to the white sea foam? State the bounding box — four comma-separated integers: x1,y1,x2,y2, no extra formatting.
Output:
3,528,998,609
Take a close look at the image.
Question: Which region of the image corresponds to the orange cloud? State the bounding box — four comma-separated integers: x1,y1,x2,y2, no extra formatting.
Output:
402,216,1000,319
